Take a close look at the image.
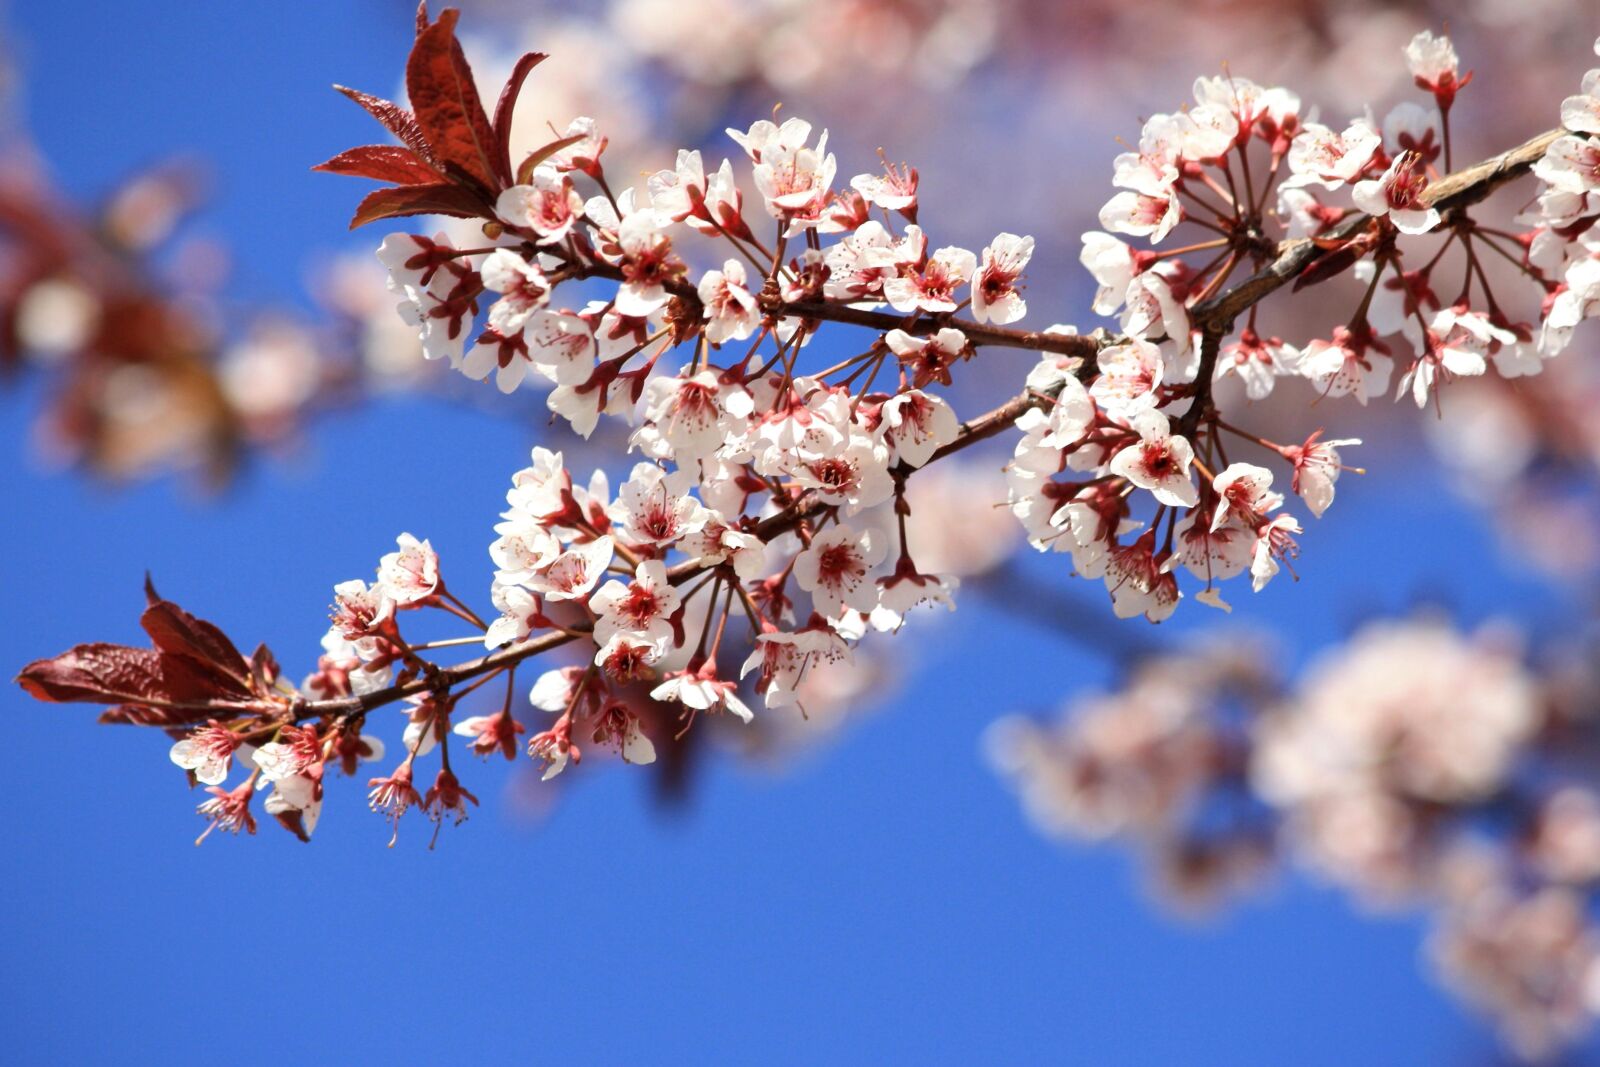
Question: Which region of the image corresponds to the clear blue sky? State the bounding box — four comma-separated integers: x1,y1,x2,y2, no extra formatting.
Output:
1,2,1585,1063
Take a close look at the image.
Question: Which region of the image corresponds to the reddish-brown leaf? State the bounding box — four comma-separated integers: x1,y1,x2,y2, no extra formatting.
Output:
249,644,281,694
348,182,486,229
18,583,277,719
406,8,500,192
493,52,548,184
140,579,247,673
333,85,438,166
16,642,233,707
515,133,586,187
313,145,442,186
18,644,168,704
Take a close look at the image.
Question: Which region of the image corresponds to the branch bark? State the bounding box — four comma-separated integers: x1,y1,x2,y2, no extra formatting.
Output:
1188,127,1562,332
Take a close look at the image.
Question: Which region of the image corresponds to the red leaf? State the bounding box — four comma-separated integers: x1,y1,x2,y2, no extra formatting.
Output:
16,643,232,707
140,584,247,674
348,182,486,229
250,644,281,694
493,52,548,184
17,584,279,720
313,145,442,186
333,85,438,166
515,133,586,187
406,8,500,192
18,644,168,704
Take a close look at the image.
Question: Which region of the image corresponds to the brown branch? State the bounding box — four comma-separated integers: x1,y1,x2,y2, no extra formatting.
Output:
576,261,1102,361
290,127,1562,724
1189,127,1563,332
779,298,1102,357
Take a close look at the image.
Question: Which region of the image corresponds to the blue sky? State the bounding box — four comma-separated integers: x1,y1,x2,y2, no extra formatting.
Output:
1,2,1585,1063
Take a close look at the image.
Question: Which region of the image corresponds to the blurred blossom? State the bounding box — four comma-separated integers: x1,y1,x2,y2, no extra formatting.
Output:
14,277,98,361
900,461,1018,577
1431,867,1600,1061
989,615,1600,1054
219,320,324,431
987,638,1279,911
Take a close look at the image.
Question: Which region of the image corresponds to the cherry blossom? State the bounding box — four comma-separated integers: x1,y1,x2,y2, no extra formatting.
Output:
1108,411,1198,508
376,232,476,367
1405,30,1470,108
452,712,526,762
884,327,968,389
1098,189,1181,244
971,233,1033,325
1353,151,1441,235
1284,119,1381,190
529,537,614,602
741,625,850,710
1300,326,1393,405
1080,232,1142,315
377,533,440,605
878,389,959,468
882,236,976,314
1211,463,1283,531
169,722,243,786
1104,532,1180,622
850,158,919,219
479,249,551,336
591,559,682,646
793,524,886,619
590,702,657,765
1398,305,1510,407
1091,338,1163,415
1560,63,1600,136
750,123,837,232
1281,432,1361,518
195,782,257,843
611,464,709,548
1214,330,1300,400
651,663,754,723
698,259,760,344
877,557,959,619
496,167,585,245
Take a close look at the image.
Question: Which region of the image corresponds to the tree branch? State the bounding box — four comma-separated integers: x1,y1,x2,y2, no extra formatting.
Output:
1189,127,1562,332
291,126,1562,724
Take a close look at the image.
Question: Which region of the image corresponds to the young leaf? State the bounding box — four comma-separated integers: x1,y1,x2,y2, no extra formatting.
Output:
17,584,275,714
493,51,548,183
406,8,500,192
313,145,442,186
140,577,248,680
348,182,487,229
515,133,586,186
16,643,238,707
333,85,438,166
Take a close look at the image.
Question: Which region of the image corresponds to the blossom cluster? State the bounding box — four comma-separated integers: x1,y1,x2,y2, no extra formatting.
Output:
1003,31,1600,624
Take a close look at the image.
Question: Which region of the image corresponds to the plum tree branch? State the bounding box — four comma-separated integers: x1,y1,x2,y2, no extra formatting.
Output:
1188,126,1563,332
290,125,1562,725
